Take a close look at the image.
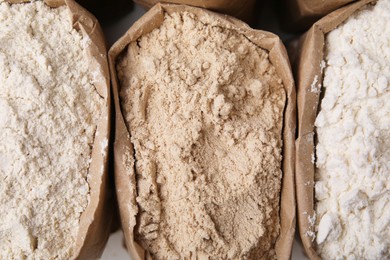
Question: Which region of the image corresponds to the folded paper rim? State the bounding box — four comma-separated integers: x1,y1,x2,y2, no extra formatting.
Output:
133,0,256,22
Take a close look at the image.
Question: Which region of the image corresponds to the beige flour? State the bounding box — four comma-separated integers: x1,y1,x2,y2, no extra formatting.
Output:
117,11,286,259
0,1,104,259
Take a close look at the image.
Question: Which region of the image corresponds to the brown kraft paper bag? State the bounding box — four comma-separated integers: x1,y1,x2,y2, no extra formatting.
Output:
109,3,296,260
294,0,376,259
133,0,255,22
284,0,355,31
5,0,113,259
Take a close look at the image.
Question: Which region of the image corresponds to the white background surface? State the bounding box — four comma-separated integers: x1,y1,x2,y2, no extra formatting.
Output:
98,2,308,259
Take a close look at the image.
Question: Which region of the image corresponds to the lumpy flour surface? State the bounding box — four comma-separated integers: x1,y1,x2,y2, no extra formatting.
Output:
118,11,286,259
0,1,104,259
315,0,390,258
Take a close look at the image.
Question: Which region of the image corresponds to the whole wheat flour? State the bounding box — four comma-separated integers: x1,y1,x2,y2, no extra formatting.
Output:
0,1,104,259
117,11,286,259
314,0,390,258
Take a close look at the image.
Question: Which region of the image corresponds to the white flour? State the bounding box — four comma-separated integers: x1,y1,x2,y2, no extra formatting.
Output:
0,1,104,259
315,0,390,258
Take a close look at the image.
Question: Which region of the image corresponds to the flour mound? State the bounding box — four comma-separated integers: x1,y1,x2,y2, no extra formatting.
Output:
0,2,104,259
118,11,285,259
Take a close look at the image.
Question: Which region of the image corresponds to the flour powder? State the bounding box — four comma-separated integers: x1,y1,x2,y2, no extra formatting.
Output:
117,11,286,259
315,0,390,258
0,1,104,259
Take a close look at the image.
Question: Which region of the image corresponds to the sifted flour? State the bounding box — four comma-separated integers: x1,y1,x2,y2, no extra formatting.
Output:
0,1,104,259
117,11,286,259
315,0,390,258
